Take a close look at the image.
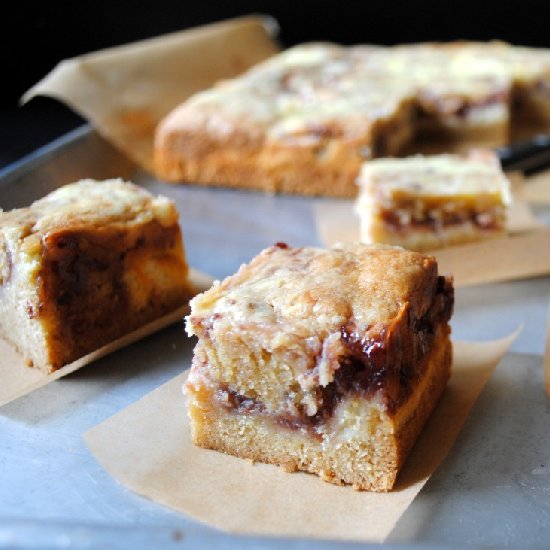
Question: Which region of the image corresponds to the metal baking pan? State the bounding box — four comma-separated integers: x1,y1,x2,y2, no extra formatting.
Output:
1,124,550,549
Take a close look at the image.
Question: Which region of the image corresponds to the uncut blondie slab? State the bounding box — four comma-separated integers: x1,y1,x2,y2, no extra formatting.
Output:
355,150,512,252
154,40,550,197
0,179,194,373
185,243,454,491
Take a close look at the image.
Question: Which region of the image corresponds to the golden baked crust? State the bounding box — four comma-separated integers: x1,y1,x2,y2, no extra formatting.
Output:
154,40,550,197
185,243,454,491
355,150,512,251
0,179,194,373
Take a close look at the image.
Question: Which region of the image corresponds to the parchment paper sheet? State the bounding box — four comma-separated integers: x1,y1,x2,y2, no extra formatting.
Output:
85,332,517,543
0,268,213,408
314,194,550,287
515,168,550,205
21,15,280,172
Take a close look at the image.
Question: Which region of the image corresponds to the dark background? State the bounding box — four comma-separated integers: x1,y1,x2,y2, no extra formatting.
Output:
3,0,550,169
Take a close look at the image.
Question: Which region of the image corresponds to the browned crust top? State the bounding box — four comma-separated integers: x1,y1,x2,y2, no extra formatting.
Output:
188,242,445,339
0,179,179,239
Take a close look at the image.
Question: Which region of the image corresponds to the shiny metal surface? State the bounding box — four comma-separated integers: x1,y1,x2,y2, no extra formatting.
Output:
1,126,550,548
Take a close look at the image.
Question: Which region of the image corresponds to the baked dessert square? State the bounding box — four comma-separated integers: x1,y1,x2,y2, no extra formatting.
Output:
0,178,194,373
185,242,454,491
355,150,512,252
154,40,550,198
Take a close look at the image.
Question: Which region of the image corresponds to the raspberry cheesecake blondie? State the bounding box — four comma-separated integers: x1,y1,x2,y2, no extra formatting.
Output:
0,178,194,373
355,150,512,251
154,40,550,197
185,242,454,491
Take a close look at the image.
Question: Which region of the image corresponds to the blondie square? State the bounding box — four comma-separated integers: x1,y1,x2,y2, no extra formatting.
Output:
355,150,511,251
0,179,194,373
185,242,454,491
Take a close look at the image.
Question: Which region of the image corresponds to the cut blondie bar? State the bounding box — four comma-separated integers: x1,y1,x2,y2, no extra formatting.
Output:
355,150,512,251
185,242,454,491
0,178,194,373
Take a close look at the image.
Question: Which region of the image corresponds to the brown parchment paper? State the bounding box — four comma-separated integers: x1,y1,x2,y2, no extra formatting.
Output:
514,168,550,205
432,228,550,286
0,268,213,408
21,15,280,172
84,332,518,543
314,197,550,287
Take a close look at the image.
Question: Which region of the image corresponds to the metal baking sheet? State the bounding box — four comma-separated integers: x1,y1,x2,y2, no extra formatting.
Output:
1,125,550,549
